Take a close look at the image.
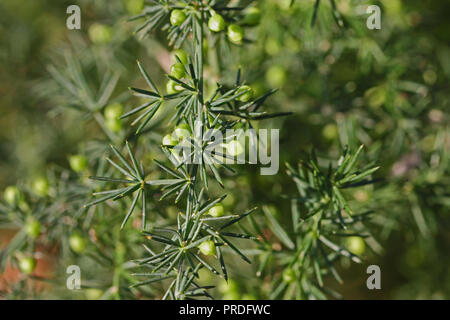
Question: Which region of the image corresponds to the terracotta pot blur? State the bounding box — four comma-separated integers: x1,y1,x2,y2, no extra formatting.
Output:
0,228,57,294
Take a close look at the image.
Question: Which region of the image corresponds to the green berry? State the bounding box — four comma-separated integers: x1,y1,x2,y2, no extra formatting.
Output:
25,218,41,239
282,268,296,284
166,80,182,94
170,63,185,79
105,118,123,133
32,177,49,197
227,24,244,44
173,123,191,141
236,85,254,102
219,279,240,299
104,104,124,132
85,288,104,300
365,86,386,108
243,7,261,25
104,103,123,120
266,65,287,88
125,0,144,15
69,154,88,173
322,123,338,141
88,23,112,44
198,240,216,256
223,292,241,300
226,140,244,156
172,49,188,64
19,256,36,275
346,236,365,255
208,204,224,217
69,233,88,254
208,14,226,32
170,10,187,27
219,279,239,294
265,37,281,56
4,186,21,205
162,134,178,146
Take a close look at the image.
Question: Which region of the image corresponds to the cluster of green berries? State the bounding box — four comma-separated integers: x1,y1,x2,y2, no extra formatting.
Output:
208,7,261,44
166,49,188,94
193,204,226,257
208,13,244,45
162,123,191,147
169,7,261,45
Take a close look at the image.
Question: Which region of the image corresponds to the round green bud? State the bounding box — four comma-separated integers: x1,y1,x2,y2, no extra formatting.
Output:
166,80,182,94
104,103,123,120
198,240,216,256
32,177,49,197
243,7,261,25
105,118,123,133
208,204,224,217
223,292,241,300
85,288,104,300
218,279,239,294
88,23,112,44
208,14,226,32
19,256,36,275
265,37,281,56
4,186,22,205
365,86,386,108
125,0,144,15
170,9,187,27
69,154,88,173
69,233,88,254
236,85,254,102
25,218,41,239
172,49,188,64
282,268,296,284
170,63,185,79
173,123,191,141
322,123,338,141
162,134,178,146
227,24,244,44
346,236,365,255
226,140,244,157
266,65,287,88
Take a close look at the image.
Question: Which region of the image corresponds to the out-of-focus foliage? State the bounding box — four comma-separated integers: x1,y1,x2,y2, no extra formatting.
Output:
0,0,448,299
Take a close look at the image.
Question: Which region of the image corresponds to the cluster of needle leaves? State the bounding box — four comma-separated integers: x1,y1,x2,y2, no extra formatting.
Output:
251,146,380,299
82,0,288,299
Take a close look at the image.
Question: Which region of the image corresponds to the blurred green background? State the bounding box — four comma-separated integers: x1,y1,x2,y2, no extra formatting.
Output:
0,0,448,299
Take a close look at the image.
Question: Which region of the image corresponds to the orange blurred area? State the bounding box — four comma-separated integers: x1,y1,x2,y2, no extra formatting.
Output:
0,229,57,294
